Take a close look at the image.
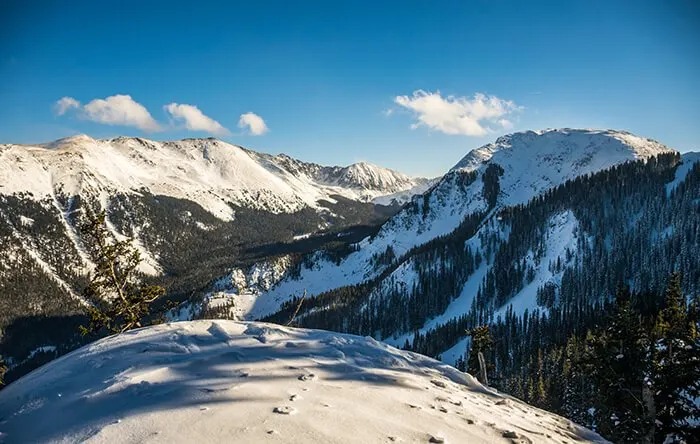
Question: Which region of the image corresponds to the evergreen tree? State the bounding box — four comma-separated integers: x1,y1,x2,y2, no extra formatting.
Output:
584,286,651,442
561,334,594,427
651,273,700,442
534,348,547,407
466,325,493,384
79,209,166,335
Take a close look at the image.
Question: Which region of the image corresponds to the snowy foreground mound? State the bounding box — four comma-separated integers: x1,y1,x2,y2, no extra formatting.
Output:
0,321,606,443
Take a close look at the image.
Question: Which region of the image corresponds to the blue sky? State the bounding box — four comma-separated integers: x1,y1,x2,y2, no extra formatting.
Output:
1,0,698,176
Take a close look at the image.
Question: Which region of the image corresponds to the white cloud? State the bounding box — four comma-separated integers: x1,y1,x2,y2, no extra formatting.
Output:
164,103,230,136
55,94,161,131
81,95,161,132
498,118,514,129
393,90,521,136
54,97,81,116
238,112,269,136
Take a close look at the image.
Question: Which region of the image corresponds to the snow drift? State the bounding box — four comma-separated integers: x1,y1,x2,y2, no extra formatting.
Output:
0,321,606,443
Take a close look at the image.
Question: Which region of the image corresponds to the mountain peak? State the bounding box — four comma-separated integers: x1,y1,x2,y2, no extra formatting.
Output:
451,128,673,173
40,134,96,149
348,160,375,168
332,161,416,193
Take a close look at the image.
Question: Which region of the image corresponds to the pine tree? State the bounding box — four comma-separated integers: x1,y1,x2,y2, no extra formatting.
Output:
466,325,493,384
561,334,594,427
651,273,700,442
79,208,166,335
535,348,547,408
584,286,651,442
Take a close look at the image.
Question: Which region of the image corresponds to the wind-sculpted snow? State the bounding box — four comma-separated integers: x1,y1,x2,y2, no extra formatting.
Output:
0,320,607,443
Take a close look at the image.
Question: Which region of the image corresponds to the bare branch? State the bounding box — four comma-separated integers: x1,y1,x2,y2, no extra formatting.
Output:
286,290,306,327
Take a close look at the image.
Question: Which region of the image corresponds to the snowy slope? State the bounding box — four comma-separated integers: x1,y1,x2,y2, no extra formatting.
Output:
224,128,674,320
0,135,427,220
371,177,439,205
383,210,582,358
0,320,606,444
666,151,700,195
406,128,671,238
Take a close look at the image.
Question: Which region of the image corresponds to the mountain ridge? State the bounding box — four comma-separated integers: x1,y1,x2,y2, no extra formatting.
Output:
450,128,671,173
1,135,430,220
205,128,679,322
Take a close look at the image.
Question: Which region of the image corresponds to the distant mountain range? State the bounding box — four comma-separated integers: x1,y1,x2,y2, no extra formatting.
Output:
0,135,432,218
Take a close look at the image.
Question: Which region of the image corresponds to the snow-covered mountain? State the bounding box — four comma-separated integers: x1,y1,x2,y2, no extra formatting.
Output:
0,320,606,443
0,135,433,378
197,128,676,322
0,135,428,220
257,152,435,204
449,128,670,202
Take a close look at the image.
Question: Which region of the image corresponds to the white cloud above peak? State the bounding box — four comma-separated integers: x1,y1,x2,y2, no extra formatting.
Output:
54,94,161,132
83,95,162,132
54,95,266,137
238,112,269,136
164,103,230,136
54,97,81,116
393,90,521,136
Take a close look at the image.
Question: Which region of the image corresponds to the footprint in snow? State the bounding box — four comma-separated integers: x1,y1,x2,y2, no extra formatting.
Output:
273,406,297,415
430,379,447,388
428,435,446,443
298,373,316,381
289,394,300,401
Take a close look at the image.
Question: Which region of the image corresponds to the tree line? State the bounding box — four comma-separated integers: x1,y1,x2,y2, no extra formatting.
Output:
464,274,699,443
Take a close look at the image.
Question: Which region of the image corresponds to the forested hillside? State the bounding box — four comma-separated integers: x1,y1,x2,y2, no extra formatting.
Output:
261,153,700,440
